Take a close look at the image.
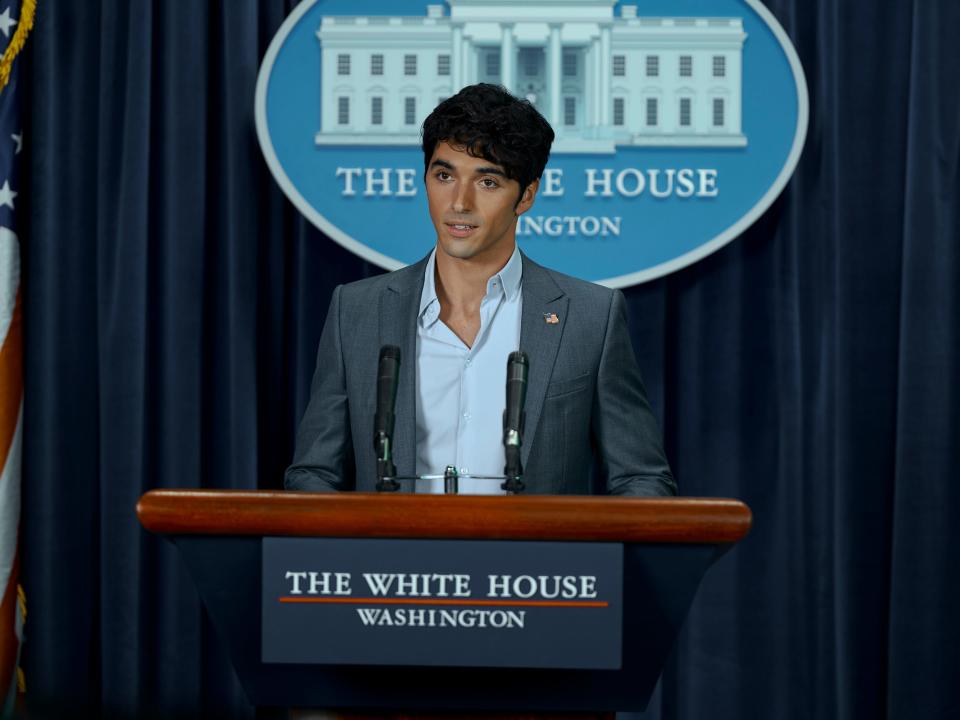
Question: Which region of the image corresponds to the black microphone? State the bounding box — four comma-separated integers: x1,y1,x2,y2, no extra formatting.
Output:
502,351,529,493
374,345,401,491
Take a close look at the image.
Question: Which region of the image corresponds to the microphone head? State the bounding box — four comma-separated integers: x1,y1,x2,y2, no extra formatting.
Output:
507,350,528,366
507,351,528,383
379,345,401,363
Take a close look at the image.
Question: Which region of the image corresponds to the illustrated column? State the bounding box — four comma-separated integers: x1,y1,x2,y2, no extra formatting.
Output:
548,23,561,128
452,25,463,90
599,24,611,126
500,24,515,93
591,35,601,126
462,33,474,85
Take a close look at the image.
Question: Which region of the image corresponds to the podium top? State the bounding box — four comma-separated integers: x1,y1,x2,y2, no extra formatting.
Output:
137,490,750,544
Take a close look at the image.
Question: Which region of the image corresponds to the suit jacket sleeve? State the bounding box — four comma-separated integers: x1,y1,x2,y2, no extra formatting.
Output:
592,290,677,496
284,285,354,492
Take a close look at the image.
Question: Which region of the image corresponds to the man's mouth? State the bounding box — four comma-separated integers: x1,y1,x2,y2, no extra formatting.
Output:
445,222,478,237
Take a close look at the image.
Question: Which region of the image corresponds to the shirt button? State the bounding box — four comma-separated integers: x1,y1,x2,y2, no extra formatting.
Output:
465,358,472,366
462,412,470,420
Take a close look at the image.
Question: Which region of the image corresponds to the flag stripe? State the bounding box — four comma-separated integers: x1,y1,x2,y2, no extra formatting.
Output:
0,406,20,594
0,287,21,472
0,545,17,698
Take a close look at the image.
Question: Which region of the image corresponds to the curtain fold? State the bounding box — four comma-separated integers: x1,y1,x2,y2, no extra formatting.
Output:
19,0,960,717
886,1,960,717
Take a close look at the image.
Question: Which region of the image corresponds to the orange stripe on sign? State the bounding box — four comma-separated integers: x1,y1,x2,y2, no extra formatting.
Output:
0,287,22,471
279,597,609,608
0,543,20,698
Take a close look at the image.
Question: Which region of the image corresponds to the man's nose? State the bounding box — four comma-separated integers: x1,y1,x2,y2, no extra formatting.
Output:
452,182,473,213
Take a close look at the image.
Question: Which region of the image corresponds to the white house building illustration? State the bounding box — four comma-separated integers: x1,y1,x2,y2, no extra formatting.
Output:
315,0,747,153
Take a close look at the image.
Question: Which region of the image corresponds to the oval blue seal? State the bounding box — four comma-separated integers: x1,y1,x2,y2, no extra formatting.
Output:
256,0,808,287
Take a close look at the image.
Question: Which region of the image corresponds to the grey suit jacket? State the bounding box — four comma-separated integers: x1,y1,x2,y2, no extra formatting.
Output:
285,252,676,496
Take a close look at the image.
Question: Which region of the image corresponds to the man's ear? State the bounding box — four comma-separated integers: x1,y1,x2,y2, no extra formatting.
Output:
515,179,540,216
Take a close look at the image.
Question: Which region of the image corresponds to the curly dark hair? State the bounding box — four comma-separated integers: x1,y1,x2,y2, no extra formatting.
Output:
421,83,555,199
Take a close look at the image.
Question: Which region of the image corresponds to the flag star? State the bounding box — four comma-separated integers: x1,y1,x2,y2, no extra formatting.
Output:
0,8,16,38
0,180,17,209
11,132,21,154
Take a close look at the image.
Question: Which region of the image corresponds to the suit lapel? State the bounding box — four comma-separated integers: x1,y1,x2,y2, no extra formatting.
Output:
379,257,429,481
518,254,568,468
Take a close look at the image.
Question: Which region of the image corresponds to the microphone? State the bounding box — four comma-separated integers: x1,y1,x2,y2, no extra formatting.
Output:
374,345,401,491
502,351,529,493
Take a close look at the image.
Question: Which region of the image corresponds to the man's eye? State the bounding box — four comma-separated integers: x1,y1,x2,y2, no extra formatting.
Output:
436,171,452,181
480,178,499,188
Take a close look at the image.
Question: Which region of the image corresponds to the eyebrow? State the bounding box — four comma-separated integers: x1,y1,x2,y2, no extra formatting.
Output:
430,159,507,177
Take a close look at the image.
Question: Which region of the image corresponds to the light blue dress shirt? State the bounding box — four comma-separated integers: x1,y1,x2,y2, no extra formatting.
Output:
415,247,523,494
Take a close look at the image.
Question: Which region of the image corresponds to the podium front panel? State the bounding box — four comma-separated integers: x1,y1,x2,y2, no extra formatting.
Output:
175,535,723,712
261,538,623,670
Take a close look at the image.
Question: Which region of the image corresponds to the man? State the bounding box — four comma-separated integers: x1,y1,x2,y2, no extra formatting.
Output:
285,83,675,496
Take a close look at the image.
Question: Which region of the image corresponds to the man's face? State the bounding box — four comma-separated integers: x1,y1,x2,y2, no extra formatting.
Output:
426,141,538,264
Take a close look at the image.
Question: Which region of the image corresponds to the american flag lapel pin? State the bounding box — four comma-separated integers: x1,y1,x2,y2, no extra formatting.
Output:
543,312,560,324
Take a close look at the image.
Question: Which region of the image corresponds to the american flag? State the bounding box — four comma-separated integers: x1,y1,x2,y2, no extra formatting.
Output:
0,0,34,713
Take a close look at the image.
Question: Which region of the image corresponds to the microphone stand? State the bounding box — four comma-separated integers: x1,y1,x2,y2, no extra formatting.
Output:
375,472,522,494
443,465,459,495
375,434,399,492
374,345,401,492
373,349,529,495
501,434,525,495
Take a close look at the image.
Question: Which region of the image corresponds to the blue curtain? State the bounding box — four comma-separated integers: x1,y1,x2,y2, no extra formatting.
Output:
19,0,959,718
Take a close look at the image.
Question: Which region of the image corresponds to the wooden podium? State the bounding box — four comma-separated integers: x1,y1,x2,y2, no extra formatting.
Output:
137,491,751,718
